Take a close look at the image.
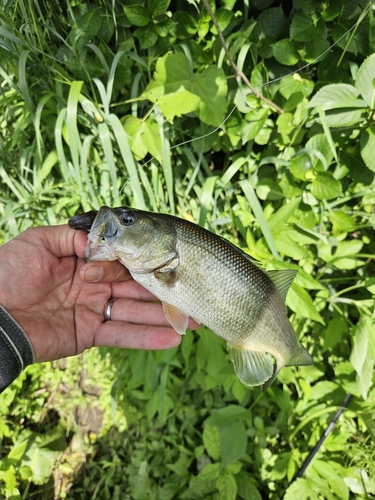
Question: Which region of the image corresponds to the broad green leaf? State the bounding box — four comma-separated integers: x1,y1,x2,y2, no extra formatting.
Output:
210,8,233,34
123,5,151,27
143,52,191,101
219,423,247,467
307,83,365,127
171,11,198,38
205,405,249,427
279,74,314,99
275,231,311,260
350,316,373,400
305,134,334,171
256,7,285,38
330,211,357,235
287,283,325,324
361,411,375,442
216,471,237,500
236,471,262,500
355,53,375,108
268,197,301,236
304,38,330,62
360,127,375,172
290,12,326,42
334,239,363,258
134,25,158,49
272,39,299,65
158,90,200,123
197,463,221,482
242,108,269,142
310,172,342,200
22,446,61,484
284,478,320,500
148,0,170,17
191,66,227,127
256,179,284,200
203,425,221,461
290,153,313,180
122,116,162,160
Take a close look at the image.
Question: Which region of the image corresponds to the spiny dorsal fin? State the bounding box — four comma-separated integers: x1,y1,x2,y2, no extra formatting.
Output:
267,269,297,302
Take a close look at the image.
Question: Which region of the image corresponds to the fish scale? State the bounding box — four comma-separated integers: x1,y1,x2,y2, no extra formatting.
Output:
69,206,313,389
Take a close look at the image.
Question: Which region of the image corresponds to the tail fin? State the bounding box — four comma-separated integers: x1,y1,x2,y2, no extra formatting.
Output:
286,344,313,367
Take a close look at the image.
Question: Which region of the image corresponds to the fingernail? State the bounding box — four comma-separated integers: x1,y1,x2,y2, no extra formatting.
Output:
84,265,104,282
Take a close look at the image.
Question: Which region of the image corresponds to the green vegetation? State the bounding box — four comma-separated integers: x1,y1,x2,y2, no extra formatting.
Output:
1,0,375,498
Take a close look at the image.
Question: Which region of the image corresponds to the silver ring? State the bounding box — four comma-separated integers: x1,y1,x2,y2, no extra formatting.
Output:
104,298,118,321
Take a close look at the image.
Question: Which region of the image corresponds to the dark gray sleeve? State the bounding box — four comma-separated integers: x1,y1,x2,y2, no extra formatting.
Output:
0,305,35,393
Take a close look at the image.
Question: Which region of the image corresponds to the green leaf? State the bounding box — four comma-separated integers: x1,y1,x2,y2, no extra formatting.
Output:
290,12,326,42
287,283,325,324
122,116,162,160
256,179,284,200
158,90,200,123
197,463,221,482
350,316,374,400
256,7,285,38
143,52,191,100
172,11,198,38
290,153,313,181
308,83,365,127
124,5,151,27
216,471,237,500
279,74,314,99
360,127,375,172
284,478,320,500
203,425,221,461
205,405,249,427
355,53,375,108
330,211,357,235
191,66,227,127
219,423,247,467
268,197,301,236
272,39,300,65
148,0,170,17
210,8,233,34
310,172,342,200
303,38,330,62
134,25,158,49
236,471,262,500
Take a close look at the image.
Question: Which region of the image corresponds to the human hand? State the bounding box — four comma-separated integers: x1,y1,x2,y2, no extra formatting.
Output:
0,225,197,362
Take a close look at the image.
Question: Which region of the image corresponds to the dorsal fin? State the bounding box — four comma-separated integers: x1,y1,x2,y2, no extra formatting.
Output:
267,269,297,302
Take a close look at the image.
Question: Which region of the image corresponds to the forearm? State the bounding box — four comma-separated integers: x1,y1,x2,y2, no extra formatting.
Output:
0,305,35,393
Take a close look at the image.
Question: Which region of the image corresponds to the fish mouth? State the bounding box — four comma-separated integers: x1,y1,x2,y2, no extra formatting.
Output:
84,206,122,262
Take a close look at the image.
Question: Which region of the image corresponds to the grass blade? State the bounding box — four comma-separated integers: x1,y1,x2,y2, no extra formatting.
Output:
240,179,279,258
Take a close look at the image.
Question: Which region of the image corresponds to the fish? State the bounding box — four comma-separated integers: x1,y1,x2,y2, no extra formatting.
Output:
69,206,313,390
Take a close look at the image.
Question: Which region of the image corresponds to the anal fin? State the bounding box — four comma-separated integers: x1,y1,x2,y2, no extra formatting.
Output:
163,302,189,335
228,344,275,388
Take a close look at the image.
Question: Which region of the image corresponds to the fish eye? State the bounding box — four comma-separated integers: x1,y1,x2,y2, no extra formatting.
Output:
120,211,136,226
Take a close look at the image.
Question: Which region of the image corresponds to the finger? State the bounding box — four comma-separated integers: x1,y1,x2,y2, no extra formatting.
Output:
111,280,162,301
94,322,182,350
23,225,88,258
110,298,171,326
109,296,201,331
81,261,131,283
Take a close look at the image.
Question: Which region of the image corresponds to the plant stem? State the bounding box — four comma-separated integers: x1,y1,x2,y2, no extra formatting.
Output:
201,0,284,114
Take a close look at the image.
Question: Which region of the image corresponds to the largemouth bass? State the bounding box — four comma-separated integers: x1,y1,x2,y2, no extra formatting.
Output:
69,206,313,389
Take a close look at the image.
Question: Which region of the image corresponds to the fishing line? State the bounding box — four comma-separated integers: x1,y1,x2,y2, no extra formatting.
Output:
113,1,375,201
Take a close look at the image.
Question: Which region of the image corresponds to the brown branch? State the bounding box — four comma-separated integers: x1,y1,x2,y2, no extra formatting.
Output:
201,0,284,115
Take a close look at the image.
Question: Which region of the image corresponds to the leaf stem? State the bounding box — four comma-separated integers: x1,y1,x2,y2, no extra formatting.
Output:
201,0,284,115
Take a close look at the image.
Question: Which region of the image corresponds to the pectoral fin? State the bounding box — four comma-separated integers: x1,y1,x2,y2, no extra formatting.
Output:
163,302,189,335
228,344,275,388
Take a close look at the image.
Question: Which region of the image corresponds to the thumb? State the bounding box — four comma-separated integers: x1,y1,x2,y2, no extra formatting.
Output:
81,261,131,283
